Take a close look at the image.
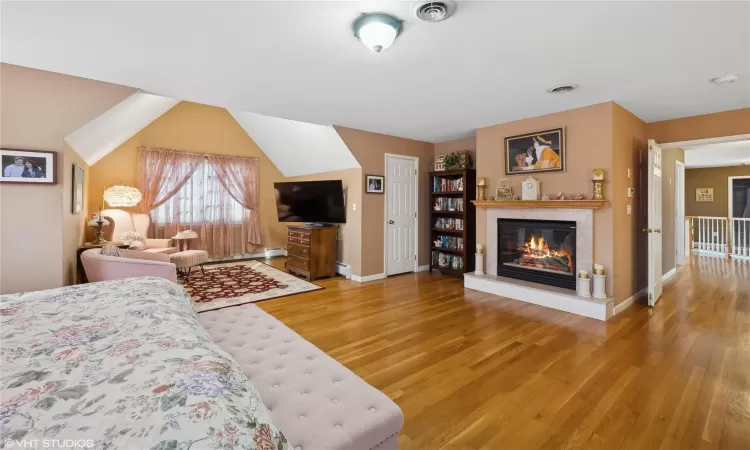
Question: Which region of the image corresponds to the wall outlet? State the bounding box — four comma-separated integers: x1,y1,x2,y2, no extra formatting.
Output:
626,205,632,215
353,203,357,211
628,168,632,179
627,187,634,198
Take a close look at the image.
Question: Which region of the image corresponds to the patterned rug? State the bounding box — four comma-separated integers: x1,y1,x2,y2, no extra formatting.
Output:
181,260,321,312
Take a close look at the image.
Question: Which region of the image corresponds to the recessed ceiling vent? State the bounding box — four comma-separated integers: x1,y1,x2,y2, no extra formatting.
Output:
546,84,579,94
412,1,456,23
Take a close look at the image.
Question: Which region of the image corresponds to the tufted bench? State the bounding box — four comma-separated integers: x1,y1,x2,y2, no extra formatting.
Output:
198,304,403,450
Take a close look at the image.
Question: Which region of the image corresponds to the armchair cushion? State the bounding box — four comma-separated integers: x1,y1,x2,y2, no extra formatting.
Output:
124,249,171,263
145,238,173,248
81,248,177,283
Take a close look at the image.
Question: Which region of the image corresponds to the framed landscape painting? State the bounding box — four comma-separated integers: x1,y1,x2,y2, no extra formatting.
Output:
0,148,57,184
505,128,565,175
72,164,85,213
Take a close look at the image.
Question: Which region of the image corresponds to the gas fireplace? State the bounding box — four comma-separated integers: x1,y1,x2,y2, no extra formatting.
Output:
497,218,577,290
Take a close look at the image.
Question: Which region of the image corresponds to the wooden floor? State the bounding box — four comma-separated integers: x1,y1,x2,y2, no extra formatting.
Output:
258,257,750,449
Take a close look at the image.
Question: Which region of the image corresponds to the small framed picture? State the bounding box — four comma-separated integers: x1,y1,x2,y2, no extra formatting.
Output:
0,148,57,185
366,174,384,194
505,128,565,175
72,164,85,213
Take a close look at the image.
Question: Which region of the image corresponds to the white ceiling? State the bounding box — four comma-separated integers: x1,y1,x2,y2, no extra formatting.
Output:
2,1,749,143
684,140,750,169
229,111,360,177
65,92,179,165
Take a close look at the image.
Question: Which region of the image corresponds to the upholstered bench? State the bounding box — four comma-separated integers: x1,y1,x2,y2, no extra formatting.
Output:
170,249,208,278
198,304,403,450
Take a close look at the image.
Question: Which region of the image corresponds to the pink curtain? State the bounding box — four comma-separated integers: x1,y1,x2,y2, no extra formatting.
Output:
136,147,204,213
207,155,264,253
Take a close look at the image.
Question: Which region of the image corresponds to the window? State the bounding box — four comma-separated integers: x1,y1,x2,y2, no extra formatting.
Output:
152,160,247,225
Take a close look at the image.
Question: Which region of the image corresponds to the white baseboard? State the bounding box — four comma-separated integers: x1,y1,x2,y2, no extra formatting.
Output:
417,265,430,272
662,267,677,282
351,273,386,283
614,287,646,315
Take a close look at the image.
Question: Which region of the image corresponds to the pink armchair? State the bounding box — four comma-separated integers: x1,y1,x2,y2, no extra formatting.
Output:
100,209,177,254
81,248,178,283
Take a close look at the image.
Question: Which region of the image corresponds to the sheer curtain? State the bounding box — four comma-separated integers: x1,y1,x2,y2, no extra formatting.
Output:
138,147,264,259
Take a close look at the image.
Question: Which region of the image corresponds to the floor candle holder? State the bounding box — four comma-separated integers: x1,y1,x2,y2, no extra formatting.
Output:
474,253,485,275
592,274,607,298
577,277,591,297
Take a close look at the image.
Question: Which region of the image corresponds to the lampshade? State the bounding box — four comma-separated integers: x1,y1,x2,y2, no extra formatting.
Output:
353,13,402,53
103,185,142,207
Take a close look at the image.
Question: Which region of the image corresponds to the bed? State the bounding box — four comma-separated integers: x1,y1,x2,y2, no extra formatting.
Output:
0,277,287,449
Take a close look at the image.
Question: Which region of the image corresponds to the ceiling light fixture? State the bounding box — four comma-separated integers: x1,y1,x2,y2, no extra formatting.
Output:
353,13,403,53
710,73,740,85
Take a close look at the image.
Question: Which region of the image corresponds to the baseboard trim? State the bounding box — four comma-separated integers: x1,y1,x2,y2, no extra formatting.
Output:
351,273,386,283
614,287,647,315
662,267,677,282
417,265,430,272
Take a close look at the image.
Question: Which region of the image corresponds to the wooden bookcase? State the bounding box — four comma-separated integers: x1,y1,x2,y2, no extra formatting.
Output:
429,169,476,277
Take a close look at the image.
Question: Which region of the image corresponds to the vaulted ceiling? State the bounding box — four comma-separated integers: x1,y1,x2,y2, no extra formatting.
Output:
3,1,748,143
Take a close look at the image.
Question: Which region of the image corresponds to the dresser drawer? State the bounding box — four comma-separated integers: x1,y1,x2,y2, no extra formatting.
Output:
288,229,311,238
287,254,310,271
288,243,311,257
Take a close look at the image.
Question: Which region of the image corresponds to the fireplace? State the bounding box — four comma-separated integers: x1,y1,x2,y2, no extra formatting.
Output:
497,218,577,290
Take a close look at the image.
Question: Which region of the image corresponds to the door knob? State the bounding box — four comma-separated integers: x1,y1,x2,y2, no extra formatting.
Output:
643,228,652,233
388,220,395,224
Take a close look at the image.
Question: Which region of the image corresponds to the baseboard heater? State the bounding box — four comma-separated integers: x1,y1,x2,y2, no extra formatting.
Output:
336,262,352,279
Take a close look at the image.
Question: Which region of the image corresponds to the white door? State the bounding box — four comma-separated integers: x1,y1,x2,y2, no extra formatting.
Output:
675,160,686,265
647,139,663,306
385,155,417,276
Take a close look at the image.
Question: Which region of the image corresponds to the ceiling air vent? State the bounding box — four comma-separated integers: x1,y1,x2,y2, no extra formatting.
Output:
412,1,456,23
546,84,579,94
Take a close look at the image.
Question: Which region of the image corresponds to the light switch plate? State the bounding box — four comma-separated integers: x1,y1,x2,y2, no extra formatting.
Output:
628,168,632,178
353,203,357,211
626,205,632,215
627,187,634,198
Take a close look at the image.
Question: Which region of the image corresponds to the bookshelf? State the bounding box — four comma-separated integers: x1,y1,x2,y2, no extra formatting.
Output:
429,169,476,277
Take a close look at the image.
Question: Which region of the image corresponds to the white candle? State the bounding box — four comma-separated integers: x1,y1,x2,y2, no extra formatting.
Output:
476,244,484,255
593,264,605,275
578,269,589,279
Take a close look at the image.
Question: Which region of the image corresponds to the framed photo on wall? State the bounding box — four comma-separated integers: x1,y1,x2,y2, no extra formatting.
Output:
72,164,85,213
366,174,384,194
505,128,565,175
0,148,57,184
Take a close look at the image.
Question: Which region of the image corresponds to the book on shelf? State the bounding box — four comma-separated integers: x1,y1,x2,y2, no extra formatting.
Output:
433,217,463,231
434,235,463,251
433,197,464,212
431,251,464,270
433,177,464,193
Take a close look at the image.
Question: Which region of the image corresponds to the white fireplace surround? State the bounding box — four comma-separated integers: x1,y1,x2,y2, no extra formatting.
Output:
465,207,614,320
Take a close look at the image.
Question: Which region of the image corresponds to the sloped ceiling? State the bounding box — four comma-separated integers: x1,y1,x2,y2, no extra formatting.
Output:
229,111,360,177
65,92,178,165
684,140,750,168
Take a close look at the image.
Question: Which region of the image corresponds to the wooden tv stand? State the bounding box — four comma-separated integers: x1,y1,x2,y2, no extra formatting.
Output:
286,225,337,281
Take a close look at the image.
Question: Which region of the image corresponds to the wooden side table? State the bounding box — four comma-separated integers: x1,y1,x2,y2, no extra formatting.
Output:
77,242,128,284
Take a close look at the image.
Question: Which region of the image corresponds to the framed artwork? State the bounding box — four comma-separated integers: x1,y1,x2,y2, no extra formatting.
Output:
366,174,384,194
72,164,85,213
505,128,565,175
0,148,57,184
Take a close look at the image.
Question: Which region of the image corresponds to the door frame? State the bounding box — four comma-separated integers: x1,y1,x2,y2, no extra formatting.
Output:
728,176,750,218
383,153,419,275
675,160,686,265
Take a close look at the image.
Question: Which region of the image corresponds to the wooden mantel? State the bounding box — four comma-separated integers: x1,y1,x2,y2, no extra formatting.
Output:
472,200,608,209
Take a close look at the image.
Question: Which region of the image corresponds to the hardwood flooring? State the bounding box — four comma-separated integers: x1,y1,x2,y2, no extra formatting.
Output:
257,256,750,449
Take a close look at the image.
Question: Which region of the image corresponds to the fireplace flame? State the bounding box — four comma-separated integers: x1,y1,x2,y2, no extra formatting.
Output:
519,234,573,271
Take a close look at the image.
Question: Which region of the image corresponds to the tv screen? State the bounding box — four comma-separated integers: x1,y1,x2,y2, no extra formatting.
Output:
274,180,346,224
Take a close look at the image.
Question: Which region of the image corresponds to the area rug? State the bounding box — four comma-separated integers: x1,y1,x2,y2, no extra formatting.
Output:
181,260,321,312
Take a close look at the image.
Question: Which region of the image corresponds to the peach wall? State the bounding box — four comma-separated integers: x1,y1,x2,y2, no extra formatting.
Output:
88,101,289,250
434,136,476,160
285,168,363,276
611,104,648,302
647,108,750,144
62,144,91,286
335,127,434,276
475,102,615,296
685,166,750,217
0,64,134,294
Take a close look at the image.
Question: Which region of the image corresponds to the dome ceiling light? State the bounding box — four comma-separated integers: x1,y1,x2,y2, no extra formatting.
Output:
353,13,403,53
710,73,740,85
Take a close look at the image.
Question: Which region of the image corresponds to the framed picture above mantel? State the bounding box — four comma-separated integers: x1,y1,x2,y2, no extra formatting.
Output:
505,128,565,175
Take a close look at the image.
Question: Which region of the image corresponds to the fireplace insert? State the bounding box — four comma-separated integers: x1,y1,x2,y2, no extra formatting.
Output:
497,218,576,290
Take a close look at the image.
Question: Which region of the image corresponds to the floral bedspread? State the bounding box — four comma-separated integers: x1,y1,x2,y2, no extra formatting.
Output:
0,277,287,450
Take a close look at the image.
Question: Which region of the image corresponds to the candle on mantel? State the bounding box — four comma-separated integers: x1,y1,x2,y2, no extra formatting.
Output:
593,264,605,275
476,244,484,255
578,269,589,279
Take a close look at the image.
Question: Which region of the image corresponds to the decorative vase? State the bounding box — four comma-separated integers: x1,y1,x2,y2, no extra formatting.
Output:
592,274,607,299
475,253,484,275
458,150,473,169
577,276,591,298
592,180,605,200
90,220,107,245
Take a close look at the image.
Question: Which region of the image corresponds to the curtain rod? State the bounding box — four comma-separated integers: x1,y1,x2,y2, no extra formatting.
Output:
137,146,259,161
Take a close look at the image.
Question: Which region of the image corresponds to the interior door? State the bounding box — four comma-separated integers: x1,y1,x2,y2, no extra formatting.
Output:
675,161,685,265
647,139,663,306
386,155,417,276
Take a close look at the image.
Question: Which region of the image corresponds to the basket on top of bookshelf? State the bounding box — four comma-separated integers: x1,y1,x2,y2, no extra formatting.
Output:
429,169,476,277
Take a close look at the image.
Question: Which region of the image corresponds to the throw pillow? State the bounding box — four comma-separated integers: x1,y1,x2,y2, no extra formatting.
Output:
101,245,124,257
121,231,146,246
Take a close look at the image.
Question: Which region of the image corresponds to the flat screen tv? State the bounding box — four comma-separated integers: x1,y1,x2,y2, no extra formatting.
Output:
274,180,346,224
